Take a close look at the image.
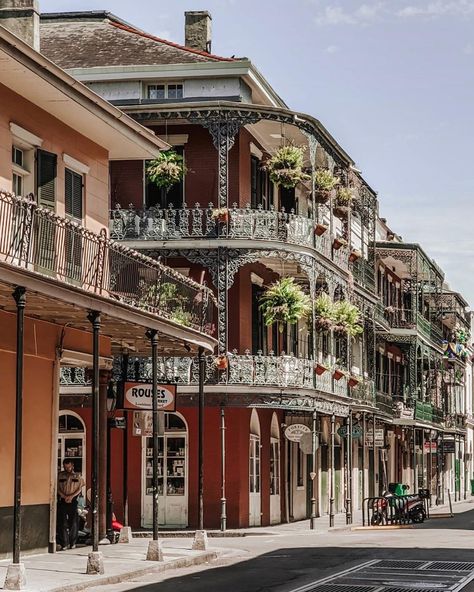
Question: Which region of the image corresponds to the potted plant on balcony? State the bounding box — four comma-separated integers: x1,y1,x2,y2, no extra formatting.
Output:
332,367,346,381
264,144,311,189
215,354,229,370
348,375,360,388
313,292,335,331
211,207,229,223
314,362,328,375
332,300,364,337
349,248,362,263
260,277,311,333
333,187,354,220
332,236,347,251
314,168,339,204
314,222,328,236
146,149,187,190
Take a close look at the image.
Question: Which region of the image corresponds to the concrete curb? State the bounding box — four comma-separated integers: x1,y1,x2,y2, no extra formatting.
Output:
132,531,275,538
351,525,414,531
46,550,218,592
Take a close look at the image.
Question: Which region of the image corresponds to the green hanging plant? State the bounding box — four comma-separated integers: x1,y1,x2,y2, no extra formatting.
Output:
336,187,354,205
332,300,363,337
313,292,335,331
315,168,339,191
260,277,311,332
146,149,187,190
264,144,311,189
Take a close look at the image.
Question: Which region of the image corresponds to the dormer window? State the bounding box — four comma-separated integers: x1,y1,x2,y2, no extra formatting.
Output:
147,83,183,100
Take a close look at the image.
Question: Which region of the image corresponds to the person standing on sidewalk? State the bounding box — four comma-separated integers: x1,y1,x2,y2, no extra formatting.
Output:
57,459,84,550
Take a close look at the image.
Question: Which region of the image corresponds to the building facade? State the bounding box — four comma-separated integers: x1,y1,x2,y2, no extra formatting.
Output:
39,9,474,530
0,6,216,562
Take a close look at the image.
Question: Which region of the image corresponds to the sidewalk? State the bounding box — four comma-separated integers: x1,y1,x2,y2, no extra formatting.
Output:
0,539,217,592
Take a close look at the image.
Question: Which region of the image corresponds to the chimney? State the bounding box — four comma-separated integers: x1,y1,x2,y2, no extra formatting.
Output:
0,0,40,51
185,11,212,54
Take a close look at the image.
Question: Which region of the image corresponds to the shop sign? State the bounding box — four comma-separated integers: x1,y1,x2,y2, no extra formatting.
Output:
118,382,176,412
441,440,455,454
337,424,363,439
365,428,384,447
132,410,165,437
284,423,311,443
424,441,437,453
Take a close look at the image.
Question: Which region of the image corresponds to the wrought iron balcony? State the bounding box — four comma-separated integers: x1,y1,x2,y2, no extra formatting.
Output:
0,192,216,336
384,307,443,345
414,401,444,425
60,367,91,387
351,379,376,407
109,203,354,271
376,391,394,416
116,351,353,397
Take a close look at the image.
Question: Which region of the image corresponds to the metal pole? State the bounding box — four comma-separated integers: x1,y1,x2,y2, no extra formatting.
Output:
329,414,335,527
121,353,129,526
421,429,426,491
106,420,112,535
146,329,159,541
88,311,101,553
220,406,227,532
198,346,205,530
372,413,376,496
310,410,317,529
122,413,129,526
428,431,433,505
362,413,366,502
412,427,417,493
346,411,353,525
12,287,26,565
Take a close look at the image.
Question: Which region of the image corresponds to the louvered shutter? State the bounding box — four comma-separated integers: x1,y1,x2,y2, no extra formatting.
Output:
36,150,57,210
65,168,83,219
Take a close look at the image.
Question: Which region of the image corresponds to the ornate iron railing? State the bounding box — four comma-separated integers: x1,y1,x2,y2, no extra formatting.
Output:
376,391,394,416
109,203,359,273
115,352,353,396
0,192,216,335
414,400,444,425
352,379,376,407
60,367,91,386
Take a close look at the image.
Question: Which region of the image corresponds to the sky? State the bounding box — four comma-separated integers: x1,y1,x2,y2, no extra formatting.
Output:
42,0,474,304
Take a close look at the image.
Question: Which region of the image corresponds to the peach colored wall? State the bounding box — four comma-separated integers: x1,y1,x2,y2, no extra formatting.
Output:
0,309,111,508
0,82,110,233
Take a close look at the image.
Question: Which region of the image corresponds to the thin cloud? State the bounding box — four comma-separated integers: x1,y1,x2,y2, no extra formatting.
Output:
325,44,340,53
396,0,474,18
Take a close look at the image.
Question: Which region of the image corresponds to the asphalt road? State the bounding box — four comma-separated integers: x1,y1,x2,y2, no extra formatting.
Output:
89,508,474,592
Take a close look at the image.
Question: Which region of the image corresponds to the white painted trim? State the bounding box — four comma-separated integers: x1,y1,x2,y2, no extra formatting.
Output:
63,153,90,175
157,134,189,146
10,122,43,148
250,142,263,160
60,348,113,369
250,272,264,287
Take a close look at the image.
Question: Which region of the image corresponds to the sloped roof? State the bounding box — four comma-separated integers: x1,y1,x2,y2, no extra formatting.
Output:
40,11,235,69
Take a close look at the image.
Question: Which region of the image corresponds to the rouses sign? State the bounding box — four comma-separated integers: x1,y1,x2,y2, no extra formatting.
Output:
119,382,176,412
284,423,311,442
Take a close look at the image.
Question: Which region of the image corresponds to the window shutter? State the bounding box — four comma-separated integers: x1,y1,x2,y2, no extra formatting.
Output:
65,168,83,219
36,150,57,210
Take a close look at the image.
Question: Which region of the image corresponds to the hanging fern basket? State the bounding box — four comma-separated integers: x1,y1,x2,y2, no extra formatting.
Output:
146,149,187,190
260,277,311,333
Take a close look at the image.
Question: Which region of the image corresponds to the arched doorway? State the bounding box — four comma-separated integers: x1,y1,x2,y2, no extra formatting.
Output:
249,409,261,526
142,412,188,528
57,411,86,489
270,413,281,524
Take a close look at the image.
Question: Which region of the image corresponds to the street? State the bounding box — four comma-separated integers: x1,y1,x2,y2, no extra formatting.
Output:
84,503,474,592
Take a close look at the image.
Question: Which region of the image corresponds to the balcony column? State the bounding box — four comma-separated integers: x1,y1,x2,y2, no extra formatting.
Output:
193,347,208,550
217,247,228,358
86,311,104,575
345,411,353,525
310,410,317,530
220,405,227,532
329,413,335,527
203,119,241,210
4,287,27,592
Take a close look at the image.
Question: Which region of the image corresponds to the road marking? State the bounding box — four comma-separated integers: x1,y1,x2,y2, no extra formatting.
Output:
288,560,379,592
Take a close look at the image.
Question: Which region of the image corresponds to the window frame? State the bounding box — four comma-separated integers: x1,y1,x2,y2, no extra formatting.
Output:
146,82,184,100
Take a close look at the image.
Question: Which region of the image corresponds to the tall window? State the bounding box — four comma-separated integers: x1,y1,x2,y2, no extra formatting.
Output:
252,284,267,354
65,168,84,281
250,156,273,209
297,446,305,487
249,435,260,493
270,439,280,495
12,146,24,196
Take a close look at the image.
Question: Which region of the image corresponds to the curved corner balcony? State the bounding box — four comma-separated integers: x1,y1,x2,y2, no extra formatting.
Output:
109,203,349,271
118,351,353,400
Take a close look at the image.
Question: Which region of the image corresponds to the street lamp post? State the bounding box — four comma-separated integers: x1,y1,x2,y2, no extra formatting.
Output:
146,329,163,561
193,347,208,550
310,410,317,530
